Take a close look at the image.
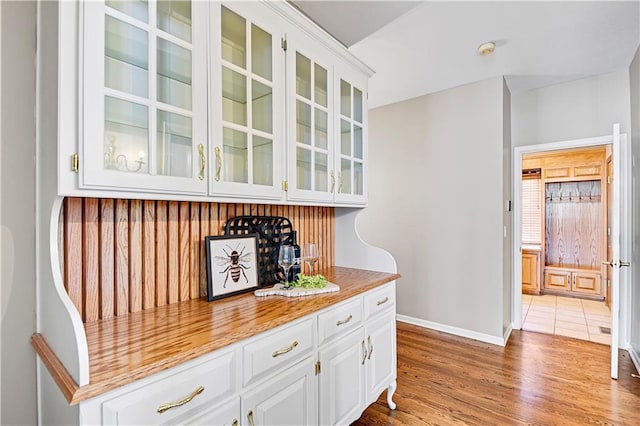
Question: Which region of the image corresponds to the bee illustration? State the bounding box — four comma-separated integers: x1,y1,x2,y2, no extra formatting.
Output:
215,244,253,288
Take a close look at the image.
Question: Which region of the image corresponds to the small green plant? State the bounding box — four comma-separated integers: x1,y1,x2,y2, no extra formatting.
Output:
289,273,327,289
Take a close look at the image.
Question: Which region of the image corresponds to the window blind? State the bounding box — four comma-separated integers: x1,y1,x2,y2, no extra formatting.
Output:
522,169,541,244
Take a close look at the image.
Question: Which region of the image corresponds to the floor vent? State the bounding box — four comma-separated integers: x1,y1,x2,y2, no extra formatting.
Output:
599,326,611,335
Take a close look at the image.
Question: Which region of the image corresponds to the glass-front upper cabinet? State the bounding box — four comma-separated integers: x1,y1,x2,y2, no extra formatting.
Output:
82,0,208,194
209,3,284,199
286,38,335,203
334,72,367,204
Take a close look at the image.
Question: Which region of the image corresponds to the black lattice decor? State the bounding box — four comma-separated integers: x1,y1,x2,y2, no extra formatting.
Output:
224,216,295,287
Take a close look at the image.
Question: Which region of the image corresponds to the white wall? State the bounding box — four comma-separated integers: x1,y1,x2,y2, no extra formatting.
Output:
0,1,38,424
630,46,640,359
512,70,632,147
358,76,510,340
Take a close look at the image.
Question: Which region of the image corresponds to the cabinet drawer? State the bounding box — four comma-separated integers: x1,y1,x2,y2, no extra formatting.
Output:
573,271,602,295
318,298,362,346
243,318,314,387
544,269,571,291
102,350,237,425
544,167,571,179
364,283,396,320
573,164,601,178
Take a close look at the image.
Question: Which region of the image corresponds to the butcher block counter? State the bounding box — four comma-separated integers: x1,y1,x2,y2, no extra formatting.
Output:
32,267,400,406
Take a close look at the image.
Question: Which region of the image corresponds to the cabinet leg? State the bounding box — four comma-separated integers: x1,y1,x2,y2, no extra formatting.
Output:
386,380,397,410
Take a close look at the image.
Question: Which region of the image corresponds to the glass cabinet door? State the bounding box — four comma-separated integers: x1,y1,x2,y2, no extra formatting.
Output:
295,53,330,193
83,0,207,194
335,77,366,203
211,4,283,199
286,39,334,203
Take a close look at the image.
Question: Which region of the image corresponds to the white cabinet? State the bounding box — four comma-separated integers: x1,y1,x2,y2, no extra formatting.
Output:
365,312,396,406
76,283,396,426
318,328,366,425
317,282,397,425
209,2,285,200
80,0,208,195
82,348,238,425
285,33,369,205
57,0,372,204
242,317,314,387
334,68,368,205
285,34,335,203
242,357,317,426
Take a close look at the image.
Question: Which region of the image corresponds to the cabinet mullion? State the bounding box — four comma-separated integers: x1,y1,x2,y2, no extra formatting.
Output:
148,1,158,176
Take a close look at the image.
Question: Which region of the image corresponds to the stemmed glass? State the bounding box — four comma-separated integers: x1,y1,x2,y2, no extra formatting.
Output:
278,245,296,288
303,243,319,275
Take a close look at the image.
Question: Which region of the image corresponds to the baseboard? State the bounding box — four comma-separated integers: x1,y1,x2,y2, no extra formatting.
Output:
396,314,509,347
628,344,640,374
503,323,513,345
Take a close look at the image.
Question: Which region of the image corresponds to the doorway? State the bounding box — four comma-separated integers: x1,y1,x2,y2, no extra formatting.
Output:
520,146,611,344
512,127,632,378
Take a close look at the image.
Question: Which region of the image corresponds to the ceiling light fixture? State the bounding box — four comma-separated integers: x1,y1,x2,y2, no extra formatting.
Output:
477,41,496,56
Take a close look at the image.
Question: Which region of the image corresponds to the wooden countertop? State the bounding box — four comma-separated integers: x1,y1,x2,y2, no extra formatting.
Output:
32,267,399,405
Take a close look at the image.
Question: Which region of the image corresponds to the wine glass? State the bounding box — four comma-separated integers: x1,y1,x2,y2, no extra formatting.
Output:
303,243,319,275
278,245,296,288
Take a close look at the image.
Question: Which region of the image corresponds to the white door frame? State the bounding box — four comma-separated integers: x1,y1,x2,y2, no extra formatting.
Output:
511,130,632,350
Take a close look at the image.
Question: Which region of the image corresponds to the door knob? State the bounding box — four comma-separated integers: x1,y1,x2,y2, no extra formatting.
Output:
619,260,630,268
602,260,614,266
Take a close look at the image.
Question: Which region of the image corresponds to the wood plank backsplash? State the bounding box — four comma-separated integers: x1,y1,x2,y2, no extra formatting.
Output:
545,181,602,268
60,198,335,323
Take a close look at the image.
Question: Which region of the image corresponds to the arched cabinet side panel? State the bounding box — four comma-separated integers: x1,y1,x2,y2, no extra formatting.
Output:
38,196,90,386
334,207,397,274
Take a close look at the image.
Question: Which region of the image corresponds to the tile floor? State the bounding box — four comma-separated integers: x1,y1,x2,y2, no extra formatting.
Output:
521,294,612,345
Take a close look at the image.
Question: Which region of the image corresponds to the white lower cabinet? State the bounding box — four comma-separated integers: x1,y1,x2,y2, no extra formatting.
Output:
242,356,317,426
317,283,397,425
78,284,396,426
365,312,396,406
93,349,237,425
318,328,366,425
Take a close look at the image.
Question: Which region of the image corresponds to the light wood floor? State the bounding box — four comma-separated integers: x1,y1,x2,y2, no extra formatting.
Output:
353,322,640,425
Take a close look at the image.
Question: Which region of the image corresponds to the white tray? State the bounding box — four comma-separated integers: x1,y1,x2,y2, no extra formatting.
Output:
254,282,340,297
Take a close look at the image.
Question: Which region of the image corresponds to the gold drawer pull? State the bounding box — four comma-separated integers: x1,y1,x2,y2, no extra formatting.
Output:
377,296,389,306
232,420,238,426
157,386,204,413
336,314,353,326
248,410,255,426
272,340,298,357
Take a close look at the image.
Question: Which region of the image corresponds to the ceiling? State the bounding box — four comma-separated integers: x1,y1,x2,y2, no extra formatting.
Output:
292,1,640,109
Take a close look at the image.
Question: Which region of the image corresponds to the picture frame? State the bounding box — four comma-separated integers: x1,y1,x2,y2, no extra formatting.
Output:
205,233,260,302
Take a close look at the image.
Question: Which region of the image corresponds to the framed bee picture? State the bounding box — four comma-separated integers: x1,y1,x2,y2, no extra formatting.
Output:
205,233,260,302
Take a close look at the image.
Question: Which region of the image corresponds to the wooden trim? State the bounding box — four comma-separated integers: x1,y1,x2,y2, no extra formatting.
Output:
115,200,129,316
31,333,79,403
129,200,142,313
99,199,115,320
142,201,156,310
60,198,336,322
64,198,82,317
167,201,179,305
83,199,99,322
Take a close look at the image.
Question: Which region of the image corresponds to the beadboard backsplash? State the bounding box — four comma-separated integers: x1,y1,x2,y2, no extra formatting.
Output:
59,198,335,323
